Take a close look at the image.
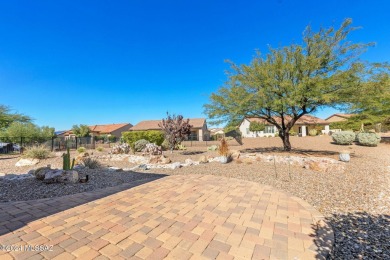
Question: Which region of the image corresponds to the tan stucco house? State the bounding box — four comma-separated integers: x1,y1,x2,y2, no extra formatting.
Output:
240,115,330,138
130,118,210,141
325,113,356,123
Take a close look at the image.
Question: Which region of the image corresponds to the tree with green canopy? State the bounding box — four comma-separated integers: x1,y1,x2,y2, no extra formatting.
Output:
71,124,91,137
2,122,55,142
204,18,387,151
249,121,265,132
0,105,31,130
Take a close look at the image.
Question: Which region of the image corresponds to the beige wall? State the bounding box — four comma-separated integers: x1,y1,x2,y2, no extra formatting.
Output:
109,124,132,138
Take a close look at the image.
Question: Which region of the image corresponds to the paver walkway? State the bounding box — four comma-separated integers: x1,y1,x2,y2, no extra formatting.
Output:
0,175,334,259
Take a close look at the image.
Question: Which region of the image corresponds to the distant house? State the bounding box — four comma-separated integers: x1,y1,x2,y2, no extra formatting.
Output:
325,113,356,123
239,115,330,138
130,118,210,141
209,128,225,140
61,123,133,138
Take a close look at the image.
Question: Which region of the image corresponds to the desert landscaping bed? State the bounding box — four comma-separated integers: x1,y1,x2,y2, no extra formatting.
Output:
0,136,389,258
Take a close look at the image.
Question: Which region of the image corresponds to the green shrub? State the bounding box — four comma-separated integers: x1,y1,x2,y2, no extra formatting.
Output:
249,122,265,132
96,146,104,152
108,135,117,143
207,145,218,151
161,139,169,151
289,130,297,136
332,131,355,145
122,131,164,147
81,157,101,169
134,139,150,152
24,145,51,159
145,131,164,145
308,129,317,136
177,144,186,150
77,146,86,153
357,132,381,147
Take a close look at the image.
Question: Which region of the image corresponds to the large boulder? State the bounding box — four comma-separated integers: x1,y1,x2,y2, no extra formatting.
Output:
149,155,171,164
43,170,79,184
33,167,51,181
169,162,182,169
142,143,162,156
15,158,40,167
111,143,130,154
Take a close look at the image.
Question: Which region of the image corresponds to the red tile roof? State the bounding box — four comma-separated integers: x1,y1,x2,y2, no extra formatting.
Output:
61,123,132,136
89,123,132,134
131,118,206,131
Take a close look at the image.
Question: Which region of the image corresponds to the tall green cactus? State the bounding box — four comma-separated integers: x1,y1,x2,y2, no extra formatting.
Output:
63,147,75,170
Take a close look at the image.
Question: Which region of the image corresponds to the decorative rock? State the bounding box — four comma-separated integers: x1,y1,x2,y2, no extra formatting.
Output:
142,143,162,156
241,153,345,173
43,170,79,184
34,167,51,181
111,143,130,154
199,155,208,164
169,162,182,169
230,150,240,160
183,158,200,167
149,155,171,164
15,158,39,167
339,150,351,162
160,155,171,164
219,156,229,164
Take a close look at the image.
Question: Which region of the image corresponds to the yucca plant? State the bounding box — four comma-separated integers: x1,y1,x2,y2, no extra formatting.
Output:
23,145,51,159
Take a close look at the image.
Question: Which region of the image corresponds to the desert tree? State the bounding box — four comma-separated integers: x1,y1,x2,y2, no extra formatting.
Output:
0,105,31,130
249,121,265,132
71,124,90,137
159,113,192,153
204,18,386,151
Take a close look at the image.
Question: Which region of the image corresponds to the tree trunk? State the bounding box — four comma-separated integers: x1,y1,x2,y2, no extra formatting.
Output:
279,130,292,151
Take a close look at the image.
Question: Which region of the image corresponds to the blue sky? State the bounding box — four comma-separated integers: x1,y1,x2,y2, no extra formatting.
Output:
1,0,389,130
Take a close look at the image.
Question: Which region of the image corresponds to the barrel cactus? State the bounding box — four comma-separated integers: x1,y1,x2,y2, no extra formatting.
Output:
332,131,355,145
356,132,381,147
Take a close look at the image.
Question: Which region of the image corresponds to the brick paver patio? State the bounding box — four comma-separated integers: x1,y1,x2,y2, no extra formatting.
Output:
0,174,334,259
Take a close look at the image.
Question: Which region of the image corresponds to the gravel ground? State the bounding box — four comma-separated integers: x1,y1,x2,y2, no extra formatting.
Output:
0,168,162,202
1,135,389,259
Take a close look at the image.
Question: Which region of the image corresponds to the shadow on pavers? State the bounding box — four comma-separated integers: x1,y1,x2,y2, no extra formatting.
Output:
0,172,167,236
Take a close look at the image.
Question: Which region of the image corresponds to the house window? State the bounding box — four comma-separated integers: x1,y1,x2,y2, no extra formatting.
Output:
264,126,274,134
